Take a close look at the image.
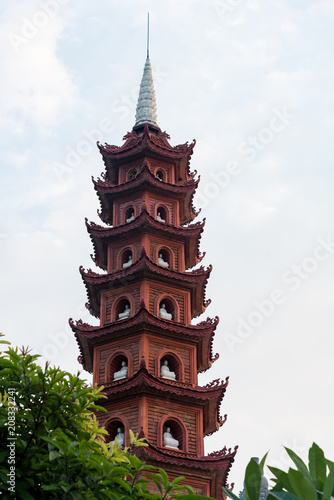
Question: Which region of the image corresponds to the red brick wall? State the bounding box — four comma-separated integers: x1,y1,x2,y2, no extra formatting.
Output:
96,336,141,384
147,336,191,383
146,396,200,454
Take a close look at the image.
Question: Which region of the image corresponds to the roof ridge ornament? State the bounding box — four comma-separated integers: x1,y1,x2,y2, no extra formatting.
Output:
134,13,158,128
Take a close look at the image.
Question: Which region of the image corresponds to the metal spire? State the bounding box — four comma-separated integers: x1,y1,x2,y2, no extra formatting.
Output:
134,13,158,127
147,12,150,59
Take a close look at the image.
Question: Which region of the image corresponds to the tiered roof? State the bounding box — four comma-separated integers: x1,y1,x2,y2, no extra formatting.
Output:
100,358,228,436
97,124,196,184
93,160,199,225
86,211,205,270
70,309,219,374
80,250,211,319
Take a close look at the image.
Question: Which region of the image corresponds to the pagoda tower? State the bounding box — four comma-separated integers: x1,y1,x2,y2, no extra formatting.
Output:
70,53,237,499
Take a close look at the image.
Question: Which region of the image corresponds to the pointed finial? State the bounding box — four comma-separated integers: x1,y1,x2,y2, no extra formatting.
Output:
147,13,150,59
134,15,158,128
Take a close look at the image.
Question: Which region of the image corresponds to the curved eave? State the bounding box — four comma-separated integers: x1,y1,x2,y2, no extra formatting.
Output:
100,366,228,435
70,309,219,374
93,164,199,225
86,211,205,271
97,124,195,161
80,254,211,319
134,442,238,494
134,440,237,471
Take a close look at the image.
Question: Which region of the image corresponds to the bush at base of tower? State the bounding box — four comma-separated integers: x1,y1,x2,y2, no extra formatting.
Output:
0,335,212,500
223,443,334,500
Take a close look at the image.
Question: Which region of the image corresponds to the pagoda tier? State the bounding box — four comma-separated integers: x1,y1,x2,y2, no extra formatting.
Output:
97,123,196,185
80,251,211,321
93,161,199,226
97,361,228,436
86,211,205,271
134,443,237,498
70,310,219,374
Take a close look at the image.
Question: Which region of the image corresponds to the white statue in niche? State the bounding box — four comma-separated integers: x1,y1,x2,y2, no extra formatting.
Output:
118,304,130,320
161,360,176,380
113,361,128,380
156,211,165,223
111,427,125,447
163,427,179,449
126,211,135,223
159,303,172,321
156,172,163,181
122,254,132,268
158,253,169,268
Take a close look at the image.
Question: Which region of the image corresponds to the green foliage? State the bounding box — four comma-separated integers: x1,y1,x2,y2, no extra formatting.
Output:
223,443,334,500
0,336,212,499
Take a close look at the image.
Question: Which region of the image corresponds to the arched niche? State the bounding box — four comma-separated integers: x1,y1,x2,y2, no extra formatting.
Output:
157,416,188,452
119,247,134,269
128,168,137,181
156,246,173,270
156,351,184,382
112,296,134,322
156,205,169,224
124,205,135,224
105,416,129,447
157,296,178,322
105,350,133,383
155,169,165,181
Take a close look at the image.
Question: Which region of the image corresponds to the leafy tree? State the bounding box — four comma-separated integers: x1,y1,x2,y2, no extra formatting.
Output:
223,443,334,500
0,336,210,500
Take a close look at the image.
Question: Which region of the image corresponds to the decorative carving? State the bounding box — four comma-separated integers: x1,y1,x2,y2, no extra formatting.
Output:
204,378,222,389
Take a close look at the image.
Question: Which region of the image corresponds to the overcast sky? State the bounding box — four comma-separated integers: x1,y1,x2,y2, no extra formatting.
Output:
1,0,333,491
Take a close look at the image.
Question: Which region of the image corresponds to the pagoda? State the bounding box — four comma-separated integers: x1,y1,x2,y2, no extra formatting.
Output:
70,52,237,498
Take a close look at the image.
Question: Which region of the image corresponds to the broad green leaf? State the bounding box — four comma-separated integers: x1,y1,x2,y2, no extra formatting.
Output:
267,492,299,500
326,459,334,473
288,468,317,500
259,452,269,474
222,486,240,500
268,466,295,493
244,458,262,500
285,447,313,484
309,442,326,488
323,468,334,500
49,450,61,461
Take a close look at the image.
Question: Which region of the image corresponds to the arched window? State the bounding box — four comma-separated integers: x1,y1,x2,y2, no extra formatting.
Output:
128,168,137,180
157,248,170,269
156,170,164,181
105,418,127,447
161,419,186,452
158,297,176,322
121,249,133,269
108,353,129,382
156,206,167,223
158,353,183,381
105,350,133,383
115,298,131,321
125,206,135,224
